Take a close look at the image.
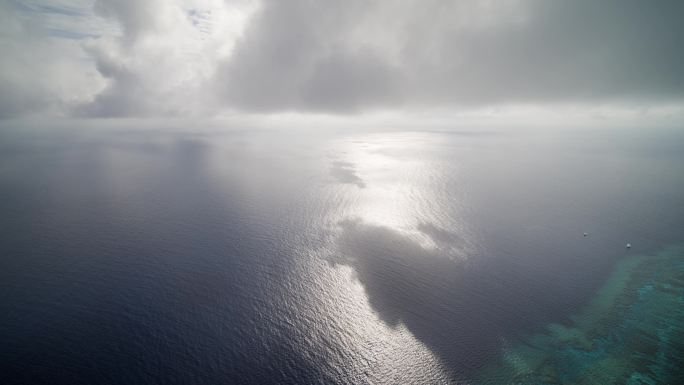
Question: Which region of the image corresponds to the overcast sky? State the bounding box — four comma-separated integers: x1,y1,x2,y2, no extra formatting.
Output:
1,0,683,120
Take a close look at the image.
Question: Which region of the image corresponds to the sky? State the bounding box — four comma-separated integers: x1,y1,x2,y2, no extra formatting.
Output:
1,0,684,121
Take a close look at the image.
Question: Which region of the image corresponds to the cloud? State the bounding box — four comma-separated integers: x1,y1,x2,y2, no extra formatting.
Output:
0,0,106,119
1,0,683,118
0,0,256,119
217,0,684,113
79,0,256,117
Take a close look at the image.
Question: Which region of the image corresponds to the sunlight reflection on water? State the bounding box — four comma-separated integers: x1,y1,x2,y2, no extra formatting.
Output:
2,123,683,384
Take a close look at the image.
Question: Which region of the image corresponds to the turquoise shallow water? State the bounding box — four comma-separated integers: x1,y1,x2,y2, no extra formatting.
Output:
479,244,684,384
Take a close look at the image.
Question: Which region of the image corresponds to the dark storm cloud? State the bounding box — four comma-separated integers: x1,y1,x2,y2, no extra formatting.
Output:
217,0,684,113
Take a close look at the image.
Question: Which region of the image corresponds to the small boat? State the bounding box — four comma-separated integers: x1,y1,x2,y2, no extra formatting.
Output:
583,232,588,237
626,243,631,249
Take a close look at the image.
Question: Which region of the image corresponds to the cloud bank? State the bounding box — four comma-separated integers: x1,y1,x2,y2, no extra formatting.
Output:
1,0,683,118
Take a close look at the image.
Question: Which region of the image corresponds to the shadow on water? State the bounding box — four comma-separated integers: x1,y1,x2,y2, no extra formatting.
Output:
331,219,540,380
330,161,366,188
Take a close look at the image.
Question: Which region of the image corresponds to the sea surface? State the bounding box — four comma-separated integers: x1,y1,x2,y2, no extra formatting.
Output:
1,120,683,384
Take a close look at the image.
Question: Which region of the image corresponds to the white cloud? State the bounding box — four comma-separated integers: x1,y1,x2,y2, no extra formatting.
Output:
0,0,107,118
0,0,257,118
81,0,257,117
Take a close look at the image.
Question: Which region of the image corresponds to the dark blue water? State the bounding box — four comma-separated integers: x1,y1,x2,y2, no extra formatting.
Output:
1,121,683,384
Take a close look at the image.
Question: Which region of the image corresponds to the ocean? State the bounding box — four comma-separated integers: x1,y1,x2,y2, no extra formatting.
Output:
1,121,683,384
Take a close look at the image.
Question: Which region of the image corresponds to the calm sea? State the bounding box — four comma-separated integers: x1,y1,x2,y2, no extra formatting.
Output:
1,121,683,384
